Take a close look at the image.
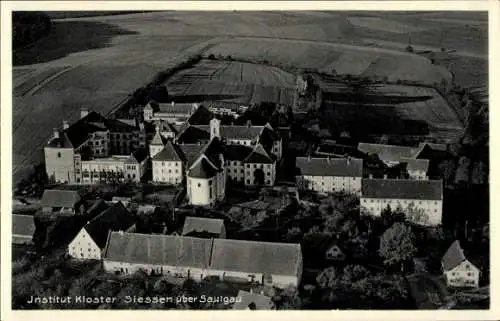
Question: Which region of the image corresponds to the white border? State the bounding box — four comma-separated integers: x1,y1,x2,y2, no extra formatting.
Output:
1,1,498,321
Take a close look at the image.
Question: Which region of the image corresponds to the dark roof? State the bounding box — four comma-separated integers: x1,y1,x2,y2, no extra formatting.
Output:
41,189,81,208
358,143,420,162
12,214,36,238
64,111,108,148
132,148,148,163
442,240,466,271
86,199,110,219
361,179,442,200
187,105,214,125
225,144,254,161
220,125,263,140
177,125,210,143
84,202,135,249
179,144,206,166
244,143,274,164
152,140,184,162
188,157,218,178
150,131,167,146
103,232,213,269
401,158,429,173
296,157,363,177
46,131,74,148
106,118,137,132
182,216,225,236
210,239,302,276
232,291,274,310
156,102,197,115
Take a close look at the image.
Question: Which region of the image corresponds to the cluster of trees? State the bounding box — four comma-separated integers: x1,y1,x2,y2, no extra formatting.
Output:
13,12,51,50
236,101,294,129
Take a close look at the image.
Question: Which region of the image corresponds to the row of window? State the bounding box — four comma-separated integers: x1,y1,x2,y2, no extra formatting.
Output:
363,199,439,205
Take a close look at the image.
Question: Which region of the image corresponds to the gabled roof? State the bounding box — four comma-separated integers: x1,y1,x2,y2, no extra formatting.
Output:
442,240,467,271
46,131,74,148
361,179,442,200
225,144,254,161
401,157,429,173
41,189,81,208
103,232,213,269
131,148,148,163
220,125,263,141
64,111,109,149
188,157,218,179
106,118,137,132
12,214,36,238
358,143,420,162
150,131,167,146
296,157,363,177
156,102,197,115
152,140,184,162
187,105,214,125
243,143,274,164
179,144,206,166
83,202,135,249
210,239,302,277
176,125,210,144
232,291,274,310
182,216,225,236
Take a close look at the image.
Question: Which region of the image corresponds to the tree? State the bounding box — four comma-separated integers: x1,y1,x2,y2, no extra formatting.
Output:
471,160,487,185
316,266,338,289
405,202,430,225
439,158,457,188
454,156,471,185
379,222,417,271
273,285,302,309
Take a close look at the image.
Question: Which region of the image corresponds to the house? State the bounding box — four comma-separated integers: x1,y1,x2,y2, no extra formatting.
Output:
151,139,185,184
209,239,302,289
12,214,36,244
143,101,200,123
80,148,148,184
182,216,226,238
232,290,275,310
302,233,345,267
360,178,443,226
103,232,213,279
358,142,430,180
68,202,136,260
44,110,146,184
295,156,363,195
40,189,84,214
442,240,480,288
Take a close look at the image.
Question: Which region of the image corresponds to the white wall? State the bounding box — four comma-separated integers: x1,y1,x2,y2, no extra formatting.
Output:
244,162,276,186
360,198,442,226
103,260,206,281
68,229,102,260
152,161,183,184
297,175,361,195
187,177,213,206
150,145,164,158
45,147,76,183
444,260,479,288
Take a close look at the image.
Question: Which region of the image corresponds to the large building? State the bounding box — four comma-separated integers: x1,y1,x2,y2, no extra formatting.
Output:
40,189,84,215
295,156,363,195
44,110,147,184
143,101,200,123
102,231,302,289
360,178,443,226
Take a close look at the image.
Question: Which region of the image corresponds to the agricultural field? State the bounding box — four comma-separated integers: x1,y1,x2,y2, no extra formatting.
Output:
12,11,485,182
166,59,296,106
317,78,464,142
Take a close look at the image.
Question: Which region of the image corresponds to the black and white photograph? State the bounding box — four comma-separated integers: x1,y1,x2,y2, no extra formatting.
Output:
2,1,495,315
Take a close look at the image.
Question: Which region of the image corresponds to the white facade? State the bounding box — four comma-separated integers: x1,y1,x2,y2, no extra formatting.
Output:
244,162,276,186
444,260,480,288
149,144,164,159
408,169,428,180
152,160,183,184
103,260,207,280
226,160,245,183
206,269,300,289
360,198,442,226
296,175,362,195
68,229,102,260
81,156,146,184
186,169,225,206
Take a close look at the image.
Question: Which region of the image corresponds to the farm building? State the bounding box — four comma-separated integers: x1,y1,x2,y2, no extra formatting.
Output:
41,189,84,215
80,148,148,184
68,202,136,260
232,290,275,310
103,232,213,280
44,110,147,184
442,240,480,288
12,214,36,244
209,239,302,289
182,216,226,238
358,142,430,180
360,178,443,226
143,101,200,123
102,232,302,288
295,156,363,195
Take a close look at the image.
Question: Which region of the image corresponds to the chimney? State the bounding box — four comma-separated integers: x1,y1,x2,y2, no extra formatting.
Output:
155,124,160,133
62,120,69,130
307,154,311,162
326,157,331,163
247,120,252,127
80,109,89,119
346,156,351,165
171,101,175,107
118,230,124,236
383,174,388,179
53,128,59,139
369,173,373,179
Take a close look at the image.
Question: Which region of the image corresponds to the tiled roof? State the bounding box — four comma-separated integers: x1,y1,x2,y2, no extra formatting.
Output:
177,125,210,144
358,143,420,162
295,157,363,177
179,144,206,167
442,240,466,271
41,189,81,208
103,232,213,269
150,131,167,146
188,157,218,179
65,112,108,148
220,125,263,140
361,178,442,200
243,143,274,164
225,144,254,161
156,103,197,115
137,205,157,215
83,202,136,249
152,140,184,162
232,291,274,310
12,214,36,238
210,239,302,277
182,216,225,236
401,158,429,173
187,105,214,125
132,148,148,163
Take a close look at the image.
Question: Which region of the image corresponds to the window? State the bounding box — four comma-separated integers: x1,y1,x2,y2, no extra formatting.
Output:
267,172,271,176
266,180,270,184
247,179,250,184
246,164,250,168
241,169,244,173
209,180,213,186
57,152,62,158
96,141,100,146
467,272,472,277
197,183,201,188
